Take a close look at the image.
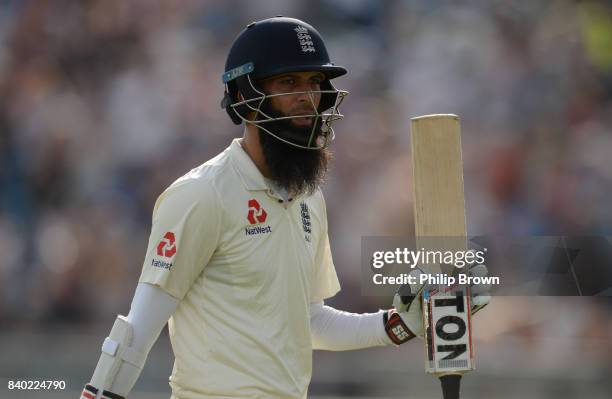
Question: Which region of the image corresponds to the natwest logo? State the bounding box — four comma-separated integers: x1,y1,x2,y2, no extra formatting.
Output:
156,232,177,258
247,199,267,225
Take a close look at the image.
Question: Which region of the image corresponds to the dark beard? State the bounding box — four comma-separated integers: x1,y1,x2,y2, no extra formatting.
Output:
257,103,331,197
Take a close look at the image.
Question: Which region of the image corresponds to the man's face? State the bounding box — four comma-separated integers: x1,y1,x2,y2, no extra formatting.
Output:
259,71,325,128
253,71,331,196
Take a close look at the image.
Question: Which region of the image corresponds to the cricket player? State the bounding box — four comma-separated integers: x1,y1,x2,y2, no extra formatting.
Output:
81,17,490,399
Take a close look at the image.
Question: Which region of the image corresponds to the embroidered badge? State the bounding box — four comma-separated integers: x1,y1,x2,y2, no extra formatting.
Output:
294,26,315,53
300,202,312,242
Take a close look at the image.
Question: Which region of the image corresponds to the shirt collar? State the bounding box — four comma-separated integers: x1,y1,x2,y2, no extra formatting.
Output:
228,138,268,191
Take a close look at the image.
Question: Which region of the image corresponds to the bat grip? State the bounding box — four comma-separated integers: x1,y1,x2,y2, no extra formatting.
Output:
439,374,462,399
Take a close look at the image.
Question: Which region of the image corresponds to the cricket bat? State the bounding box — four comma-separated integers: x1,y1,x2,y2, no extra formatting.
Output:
410,114,473,399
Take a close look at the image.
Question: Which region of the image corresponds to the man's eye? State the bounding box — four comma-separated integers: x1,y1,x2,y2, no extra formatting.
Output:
280,78,295,85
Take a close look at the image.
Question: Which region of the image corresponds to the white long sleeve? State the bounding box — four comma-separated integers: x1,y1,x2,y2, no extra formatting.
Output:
310,302,393,351
108,282,179,396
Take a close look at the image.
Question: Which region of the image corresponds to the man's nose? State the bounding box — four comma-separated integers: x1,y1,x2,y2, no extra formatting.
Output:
293,86,318,107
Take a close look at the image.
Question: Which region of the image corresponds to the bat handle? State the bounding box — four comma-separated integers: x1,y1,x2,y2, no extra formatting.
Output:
439,374,462,399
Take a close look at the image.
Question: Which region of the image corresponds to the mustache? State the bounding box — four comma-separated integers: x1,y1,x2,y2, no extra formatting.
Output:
256,101,324,148
289,104,317,116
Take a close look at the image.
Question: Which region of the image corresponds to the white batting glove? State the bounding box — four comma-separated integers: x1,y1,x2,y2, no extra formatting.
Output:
469,264,492,314
384,264,491,345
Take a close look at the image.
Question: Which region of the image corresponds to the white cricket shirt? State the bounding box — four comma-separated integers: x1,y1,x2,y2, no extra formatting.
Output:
139,138,341,399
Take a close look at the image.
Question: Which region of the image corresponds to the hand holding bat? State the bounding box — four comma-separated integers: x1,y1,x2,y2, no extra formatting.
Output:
384,263,491,344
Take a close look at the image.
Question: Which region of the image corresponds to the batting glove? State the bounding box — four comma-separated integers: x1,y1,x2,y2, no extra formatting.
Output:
384,263,491,345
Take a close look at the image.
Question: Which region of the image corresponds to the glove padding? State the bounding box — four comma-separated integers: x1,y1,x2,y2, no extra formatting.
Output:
385,263,491,344
80,384,125,399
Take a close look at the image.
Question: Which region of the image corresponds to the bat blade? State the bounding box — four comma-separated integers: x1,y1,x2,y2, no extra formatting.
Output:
410,114,473,398
411,114,466,241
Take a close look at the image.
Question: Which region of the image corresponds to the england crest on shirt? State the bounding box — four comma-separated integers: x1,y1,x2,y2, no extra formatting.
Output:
299,202,312,242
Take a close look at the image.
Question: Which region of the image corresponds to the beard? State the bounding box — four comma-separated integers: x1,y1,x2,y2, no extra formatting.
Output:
256,102,331,197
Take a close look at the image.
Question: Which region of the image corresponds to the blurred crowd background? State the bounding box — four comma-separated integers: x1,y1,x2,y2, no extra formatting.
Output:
1,0,611,398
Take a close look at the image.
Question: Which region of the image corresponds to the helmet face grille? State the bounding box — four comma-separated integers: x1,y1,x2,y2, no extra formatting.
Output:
228,74,348,150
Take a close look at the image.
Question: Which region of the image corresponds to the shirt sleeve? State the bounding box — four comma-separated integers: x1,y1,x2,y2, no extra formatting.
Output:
310,191,341,303
310,301,392,351
139,178,222,300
